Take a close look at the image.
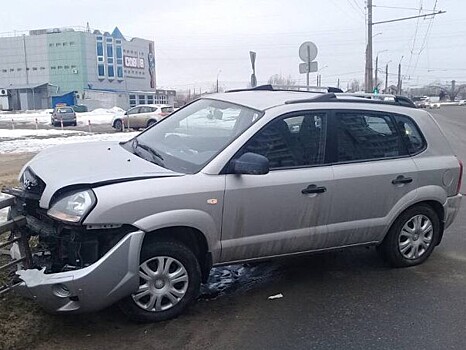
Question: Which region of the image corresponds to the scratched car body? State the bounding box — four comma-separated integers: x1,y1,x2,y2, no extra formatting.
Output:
3,88,462,322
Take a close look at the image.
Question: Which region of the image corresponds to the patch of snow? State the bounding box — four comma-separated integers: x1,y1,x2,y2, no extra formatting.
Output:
0,107,125,126
0,132,138,154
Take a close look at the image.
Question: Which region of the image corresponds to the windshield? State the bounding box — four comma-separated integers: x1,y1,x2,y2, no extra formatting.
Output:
127,98,262,173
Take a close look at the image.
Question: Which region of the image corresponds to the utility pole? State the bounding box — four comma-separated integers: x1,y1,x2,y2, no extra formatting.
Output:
374,55,378,90
397,63,402,95
385,64,388,93
366,5,445,94
337,78,340,90
365,0,373,92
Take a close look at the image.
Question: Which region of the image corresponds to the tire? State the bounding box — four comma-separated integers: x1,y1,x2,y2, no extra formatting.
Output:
379,204,440,268
147,119,157,128
114,119,123,132
119,240,201,323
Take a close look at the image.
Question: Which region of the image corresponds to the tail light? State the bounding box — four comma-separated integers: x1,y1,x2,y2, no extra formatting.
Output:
456,158,463,195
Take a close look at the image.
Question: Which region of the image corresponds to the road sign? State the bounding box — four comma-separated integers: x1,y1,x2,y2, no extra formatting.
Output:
299,62,318,74
299,41,318,62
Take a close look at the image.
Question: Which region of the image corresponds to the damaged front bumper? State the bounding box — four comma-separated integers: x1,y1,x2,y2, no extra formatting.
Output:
15,230,145,313
1,188,146,313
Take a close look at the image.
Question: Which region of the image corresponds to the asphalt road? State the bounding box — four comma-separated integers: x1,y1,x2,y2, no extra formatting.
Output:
24,106,466,349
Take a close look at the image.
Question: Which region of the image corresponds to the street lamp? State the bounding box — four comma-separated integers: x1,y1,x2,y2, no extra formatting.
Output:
375,50,388,89
317,65,328,86
216,70,222,93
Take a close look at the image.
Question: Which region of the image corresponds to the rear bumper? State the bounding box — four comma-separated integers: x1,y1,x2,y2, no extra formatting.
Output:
14,230,145,313
444,194,462,230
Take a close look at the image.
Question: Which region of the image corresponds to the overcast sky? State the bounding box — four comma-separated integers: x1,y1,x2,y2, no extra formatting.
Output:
0,0,464,91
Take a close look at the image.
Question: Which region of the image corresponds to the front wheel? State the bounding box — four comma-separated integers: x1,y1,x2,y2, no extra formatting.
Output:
119,240,201,322
379,204,440,267
114,119,123,132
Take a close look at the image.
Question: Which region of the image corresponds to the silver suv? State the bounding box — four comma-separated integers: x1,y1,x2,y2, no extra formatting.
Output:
1,88,462,322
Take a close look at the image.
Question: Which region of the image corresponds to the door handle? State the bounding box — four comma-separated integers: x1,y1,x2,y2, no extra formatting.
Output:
392,175,413,185
302,184,327,194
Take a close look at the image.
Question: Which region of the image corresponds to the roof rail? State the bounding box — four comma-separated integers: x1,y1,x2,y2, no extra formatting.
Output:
226,85,343,93
285,94,416,108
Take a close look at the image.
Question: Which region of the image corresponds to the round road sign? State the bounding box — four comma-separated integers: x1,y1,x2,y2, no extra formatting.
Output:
299,41,318,62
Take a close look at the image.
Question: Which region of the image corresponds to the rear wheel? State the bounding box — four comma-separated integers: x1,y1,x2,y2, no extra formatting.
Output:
147,119,157,128
119,240,201,322
114,119,123,132
379,205,440,267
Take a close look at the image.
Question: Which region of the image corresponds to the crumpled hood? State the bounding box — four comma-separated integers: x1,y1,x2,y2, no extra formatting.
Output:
22,141,181,208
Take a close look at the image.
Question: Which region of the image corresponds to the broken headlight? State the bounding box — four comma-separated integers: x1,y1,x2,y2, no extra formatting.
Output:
47,189,96,223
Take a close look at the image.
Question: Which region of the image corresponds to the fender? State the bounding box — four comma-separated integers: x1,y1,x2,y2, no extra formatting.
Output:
132,209,222,262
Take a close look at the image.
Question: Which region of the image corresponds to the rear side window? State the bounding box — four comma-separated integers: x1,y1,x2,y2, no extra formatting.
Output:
394,115,425,154
336,112,406,162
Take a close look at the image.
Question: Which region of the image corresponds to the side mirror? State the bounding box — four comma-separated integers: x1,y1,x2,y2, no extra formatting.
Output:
230,152,269,175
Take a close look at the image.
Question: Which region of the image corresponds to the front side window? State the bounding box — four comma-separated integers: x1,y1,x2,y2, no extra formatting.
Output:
128,99,263,173
239,113,327,169
127,107,140,115
336,112,405,162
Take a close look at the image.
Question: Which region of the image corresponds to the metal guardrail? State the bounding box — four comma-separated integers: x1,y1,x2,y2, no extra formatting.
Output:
0,196,31,295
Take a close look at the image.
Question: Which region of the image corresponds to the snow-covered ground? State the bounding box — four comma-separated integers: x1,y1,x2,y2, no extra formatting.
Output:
0,129,82,139
0,106,124,126
0,131,138,154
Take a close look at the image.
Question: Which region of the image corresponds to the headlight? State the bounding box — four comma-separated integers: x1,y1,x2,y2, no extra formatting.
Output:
47,189,96,223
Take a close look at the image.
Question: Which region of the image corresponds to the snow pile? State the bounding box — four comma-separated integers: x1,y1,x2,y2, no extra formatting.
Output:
0,131,138,154
0,107,125,127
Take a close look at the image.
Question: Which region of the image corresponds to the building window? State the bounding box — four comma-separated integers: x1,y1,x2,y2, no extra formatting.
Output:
106,43,113,58
63,42,68,46
57,66,63,69
129,94,136,107
49,43,54,47
147,95,154,104
10,68,15,72
117,66,123,79
116,39,122,44
32,67,38,71
106,37,113,43
138,95,146,104
116,46,122,59
97,36,103,41
98,57,104,63
108,65,115,78
70,41,76,46
98,64,105,77
50,66,56,70
71,65,76,69
2,69,6,73
97,41,104,56
56,43,61,46
17,68,22,71
108,58,114,64
40,67,45,70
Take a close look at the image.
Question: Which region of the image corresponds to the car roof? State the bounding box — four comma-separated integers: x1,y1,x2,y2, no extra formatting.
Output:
206,90,416,111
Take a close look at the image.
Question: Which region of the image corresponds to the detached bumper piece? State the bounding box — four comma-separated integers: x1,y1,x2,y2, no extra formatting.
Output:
0,196,32,295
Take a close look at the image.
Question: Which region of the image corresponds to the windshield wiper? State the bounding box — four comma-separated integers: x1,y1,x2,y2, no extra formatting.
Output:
131,139,165,166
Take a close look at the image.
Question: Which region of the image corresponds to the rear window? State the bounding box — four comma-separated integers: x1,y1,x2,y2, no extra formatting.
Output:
161,106,174,113
57,107,73,113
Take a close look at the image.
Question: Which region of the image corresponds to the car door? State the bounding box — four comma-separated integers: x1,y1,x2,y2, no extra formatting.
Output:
327,110,418,245
136,106,153,128
126,107,140,128
220,111,335,263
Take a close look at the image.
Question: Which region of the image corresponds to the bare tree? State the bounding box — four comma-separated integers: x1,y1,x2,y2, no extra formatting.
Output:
267,74,296,86
432,80,466,101
348,79,361,92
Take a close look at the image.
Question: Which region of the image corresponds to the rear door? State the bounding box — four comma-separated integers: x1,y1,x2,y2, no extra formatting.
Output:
126,107,141,128
327,110,418,245
221,111,335,263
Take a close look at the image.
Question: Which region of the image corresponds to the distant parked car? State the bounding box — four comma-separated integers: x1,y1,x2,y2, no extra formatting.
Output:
412,96,428,108
51,106,77,126
458,100,466,106
428,102,441,109
112,104,174,131
72,104,89,113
